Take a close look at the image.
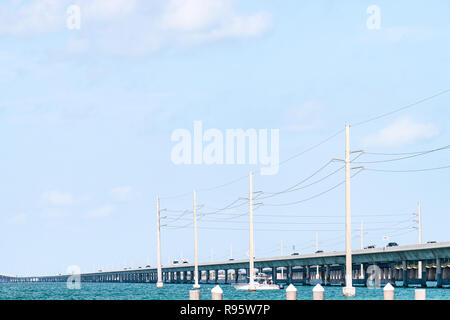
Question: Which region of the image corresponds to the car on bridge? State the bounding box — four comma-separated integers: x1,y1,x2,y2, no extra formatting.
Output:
315,250,324,254
364,245,376,249
386,242,398,247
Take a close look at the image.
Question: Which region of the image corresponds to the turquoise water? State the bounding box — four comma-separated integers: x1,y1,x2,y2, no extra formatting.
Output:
0,283,449,300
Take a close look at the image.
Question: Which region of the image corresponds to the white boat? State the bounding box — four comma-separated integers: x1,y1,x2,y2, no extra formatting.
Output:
233,273,280,291
232,173,282,291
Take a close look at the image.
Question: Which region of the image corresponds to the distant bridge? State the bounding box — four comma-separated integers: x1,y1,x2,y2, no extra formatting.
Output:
2,242,450,287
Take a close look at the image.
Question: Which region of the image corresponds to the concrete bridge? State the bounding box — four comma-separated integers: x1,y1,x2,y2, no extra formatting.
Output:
2,242,450,287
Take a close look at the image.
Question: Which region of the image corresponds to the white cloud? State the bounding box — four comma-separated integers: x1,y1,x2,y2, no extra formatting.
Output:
160,0,230,31
88,205,114,218
0,0,272,54
111,186,134,201
83,0,137,21
0,0,137,35
42,190,74,206
0,0,66,35
159,0,272,44
362,117,439,147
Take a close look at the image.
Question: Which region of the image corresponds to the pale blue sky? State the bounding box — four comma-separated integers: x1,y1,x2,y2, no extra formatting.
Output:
0,0,449,276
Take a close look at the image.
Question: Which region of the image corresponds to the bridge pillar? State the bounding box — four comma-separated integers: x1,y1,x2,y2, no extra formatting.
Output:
224,270,228,284
436,258,442,288
389,265,396,286
420,261,427,288
234,269,239,283
287,266,292,284
325,265,330,286
402,261,408,287
305,265,310,285
272,267,277,284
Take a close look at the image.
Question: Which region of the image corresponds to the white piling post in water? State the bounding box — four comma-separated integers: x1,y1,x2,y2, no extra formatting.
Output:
211,285,223,300
286,284,297,300
313,283,324,300
415,289,426,300
190,290,200,300
383,283,394,300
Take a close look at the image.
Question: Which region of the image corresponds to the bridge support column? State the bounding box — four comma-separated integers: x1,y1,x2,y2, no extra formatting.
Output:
325,265,330,286
234,269,239,283
224,270,228,284
402,261,408,287
389,265,396,286
305,265,310,285
287,266,292,284
421,261,427,288
436,258,442,288
272,267,277,284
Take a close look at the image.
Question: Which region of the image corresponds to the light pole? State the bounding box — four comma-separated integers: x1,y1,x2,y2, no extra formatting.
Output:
156,197,163,288
343,124,355,297
193,190,200,289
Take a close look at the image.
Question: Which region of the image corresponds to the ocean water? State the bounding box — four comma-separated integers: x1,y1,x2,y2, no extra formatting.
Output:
0,283,449,300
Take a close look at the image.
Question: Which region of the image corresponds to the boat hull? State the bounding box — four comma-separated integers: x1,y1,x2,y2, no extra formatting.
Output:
232,283,280,291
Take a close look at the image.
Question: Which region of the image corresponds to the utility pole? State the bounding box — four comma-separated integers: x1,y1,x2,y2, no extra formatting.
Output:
249,171,256,291
280,239,284,279
360,220,364,279
343,124,355,297
418,201,423,279
193,190,200,289
316,232,319,279
156,197,163,288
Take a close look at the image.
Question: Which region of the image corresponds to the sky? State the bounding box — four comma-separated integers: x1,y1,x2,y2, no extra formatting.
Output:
0,0,449,276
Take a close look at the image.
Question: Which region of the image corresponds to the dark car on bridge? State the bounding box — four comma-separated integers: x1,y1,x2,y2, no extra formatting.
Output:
386,242,398,247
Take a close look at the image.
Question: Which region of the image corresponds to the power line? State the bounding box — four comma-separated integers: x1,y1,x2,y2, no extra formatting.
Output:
353,144,450,164
364,145,450,156
351,87,450,127
257,160,344,199
365,165,450,173
160,175,248,200
278,129,345,166
165,225,414,232
159,88,450,201
163,218,412,226
264,168,364,207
